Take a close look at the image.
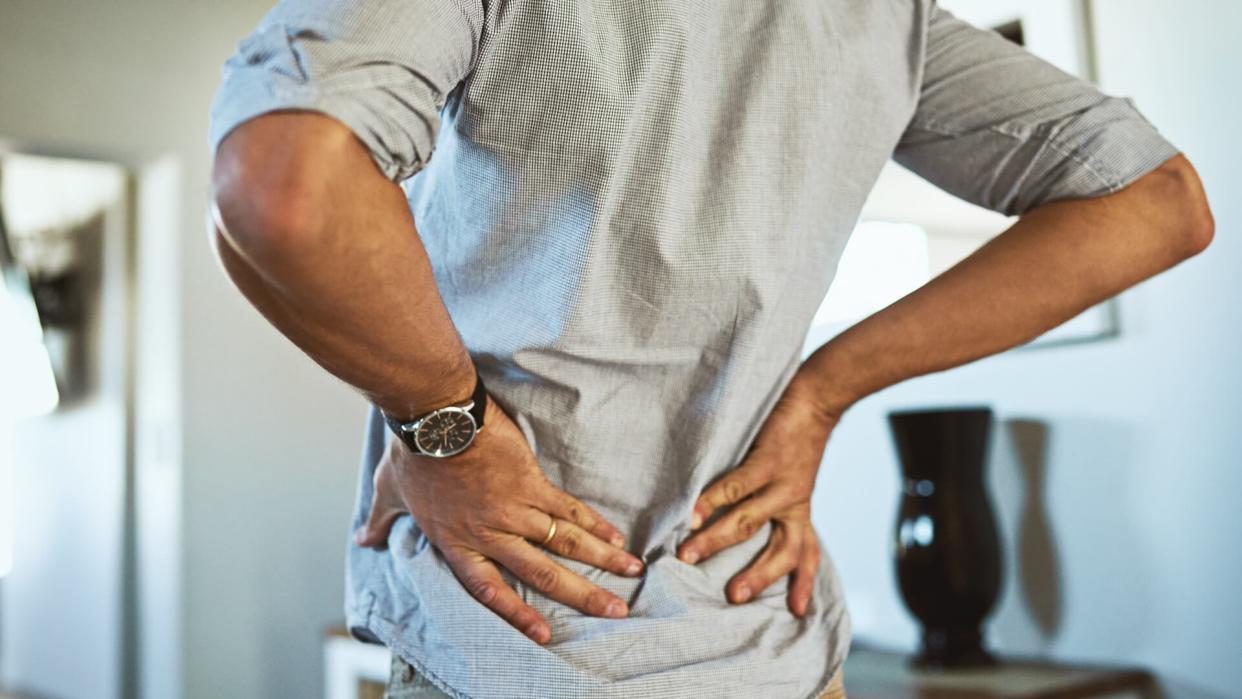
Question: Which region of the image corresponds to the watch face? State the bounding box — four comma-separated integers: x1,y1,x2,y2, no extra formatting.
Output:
412,407,478,457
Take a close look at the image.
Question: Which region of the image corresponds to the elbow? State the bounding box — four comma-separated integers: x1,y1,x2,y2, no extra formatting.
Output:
1184,192,1215,259
1155,154,1215,259
211,153,331,268
212,192,322,266
209,113,355,266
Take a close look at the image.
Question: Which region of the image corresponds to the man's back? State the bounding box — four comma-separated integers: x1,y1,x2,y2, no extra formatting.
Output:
354,1,887,693
208,0,1182,696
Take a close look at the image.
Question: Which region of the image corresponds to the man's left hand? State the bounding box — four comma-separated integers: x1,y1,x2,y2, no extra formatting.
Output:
677,374,841,617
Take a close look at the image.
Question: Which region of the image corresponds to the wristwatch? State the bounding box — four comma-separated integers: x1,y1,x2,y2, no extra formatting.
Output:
380,368,487,458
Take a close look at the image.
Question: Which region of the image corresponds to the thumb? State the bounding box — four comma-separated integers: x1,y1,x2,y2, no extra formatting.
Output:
692,456,766,530
354,458,408,549
354,503,404,549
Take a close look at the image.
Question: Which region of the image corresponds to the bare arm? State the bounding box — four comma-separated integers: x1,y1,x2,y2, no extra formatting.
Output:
679,5,1213,614
794,153,1215,419
677,155,1213,614
210,111,644,644
210,111,475,417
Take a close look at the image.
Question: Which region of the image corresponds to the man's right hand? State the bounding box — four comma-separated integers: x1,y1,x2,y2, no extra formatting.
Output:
353,395,644,645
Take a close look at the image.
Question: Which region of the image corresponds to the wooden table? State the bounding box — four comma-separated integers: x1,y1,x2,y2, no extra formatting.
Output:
843,644,1157,699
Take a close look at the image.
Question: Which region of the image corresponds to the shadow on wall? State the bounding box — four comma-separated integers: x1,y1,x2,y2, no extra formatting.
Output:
982,415,1231,699
989,416,1155,659
1008,419,1063,640
990,417,1061,651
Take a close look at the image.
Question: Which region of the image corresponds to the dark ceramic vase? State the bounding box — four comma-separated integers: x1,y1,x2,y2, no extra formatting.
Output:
888,406,1001,669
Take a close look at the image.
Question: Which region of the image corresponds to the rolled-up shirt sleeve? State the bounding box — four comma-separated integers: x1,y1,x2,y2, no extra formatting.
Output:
208,0,484,182
894,4,1181,217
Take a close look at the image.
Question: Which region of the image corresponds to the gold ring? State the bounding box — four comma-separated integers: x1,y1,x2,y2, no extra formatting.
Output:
541,517,558,547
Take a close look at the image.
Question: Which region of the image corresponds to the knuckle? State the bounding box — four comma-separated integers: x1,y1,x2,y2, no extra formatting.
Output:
465,519,493,541
492,507,521,532
583,589,614,616
694,534,717,555
721,477,745,504
558,530,581,557
514,612,540,633
475,529,510,551
528,564,560,594
707,528,732,549
734,512,760,538
698,537,725,558
466,577,499,605
556,495,599,530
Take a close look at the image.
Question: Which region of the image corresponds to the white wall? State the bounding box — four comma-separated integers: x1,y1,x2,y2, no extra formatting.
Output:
813,3,1242,697
0,2,366,698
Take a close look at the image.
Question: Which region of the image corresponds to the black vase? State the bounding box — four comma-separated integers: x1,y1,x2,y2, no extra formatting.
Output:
888,406,1002,669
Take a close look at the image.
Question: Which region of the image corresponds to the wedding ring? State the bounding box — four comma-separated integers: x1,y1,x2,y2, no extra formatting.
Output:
541,517,558,547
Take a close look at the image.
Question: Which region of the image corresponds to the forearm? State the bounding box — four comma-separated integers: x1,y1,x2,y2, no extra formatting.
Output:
794,154,1214,419
210,111,474,416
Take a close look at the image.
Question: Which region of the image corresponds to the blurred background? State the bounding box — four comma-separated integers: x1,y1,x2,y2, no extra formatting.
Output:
0,1,1237,698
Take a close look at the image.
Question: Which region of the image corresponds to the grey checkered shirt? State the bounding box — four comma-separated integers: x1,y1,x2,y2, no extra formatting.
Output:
208,0,1178,697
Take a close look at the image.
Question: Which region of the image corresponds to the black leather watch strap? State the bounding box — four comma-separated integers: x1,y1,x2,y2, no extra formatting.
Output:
465,367,487,429
381,367,487,454
382,410,420,454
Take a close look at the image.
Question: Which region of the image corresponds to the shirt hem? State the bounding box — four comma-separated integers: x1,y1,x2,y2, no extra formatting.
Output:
350,596,852,699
